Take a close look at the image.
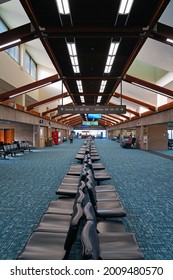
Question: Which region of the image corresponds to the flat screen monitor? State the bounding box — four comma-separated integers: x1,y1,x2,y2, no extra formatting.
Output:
88,114,102,120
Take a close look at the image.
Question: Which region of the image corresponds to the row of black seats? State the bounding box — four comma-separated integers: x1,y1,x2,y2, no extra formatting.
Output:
17,140,144,260
0,141,31,159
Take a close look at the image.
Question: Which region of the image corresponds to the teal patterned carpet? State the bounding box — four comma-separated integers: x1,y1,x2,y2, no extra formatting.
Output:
0,138,173,259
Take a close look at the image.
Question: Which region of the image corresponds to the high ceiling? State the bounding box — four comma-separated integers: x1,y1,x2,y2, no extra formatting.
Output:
0,0,173,128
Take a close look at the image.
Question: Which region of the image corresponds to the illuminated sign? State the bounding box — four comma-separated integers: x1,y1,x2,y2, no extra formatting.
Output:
58,105,126,114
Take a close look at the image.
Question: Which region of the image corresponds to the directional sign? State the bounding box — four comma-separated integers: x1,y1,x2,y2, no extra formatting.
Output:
58,105,126,114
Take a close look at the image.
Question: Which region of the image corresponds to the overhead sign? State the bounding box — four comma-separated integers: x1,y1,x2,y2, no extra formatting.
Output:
58,105,126,114
83,121,98,126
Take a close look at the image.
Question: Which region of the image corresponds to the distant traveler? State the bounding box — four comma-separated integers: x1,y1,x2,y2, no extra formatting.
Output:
69,134,73,143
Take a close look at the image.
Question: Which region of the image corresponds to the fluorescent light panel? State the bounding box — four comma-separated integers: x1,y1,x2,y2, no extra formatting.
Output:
0,39,21,49
73,66,80,73
76,80,83,93
99,80,107,93
119,0,134,14
67,43,77,56
97,96,102,103
80,96,85,103
67,42,80,74
106,55,115,66
70,56,78,65
109,42,119,56
167,38,173,44
56,0,70,14
104,65,112,74
104,42,119,74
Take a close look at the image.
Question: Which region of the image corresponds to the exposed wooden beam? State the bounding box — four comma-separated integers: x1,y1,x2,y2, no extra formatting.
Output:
65,118,83,126
42,26,144,38
112,92,156,111
27,92,68,111
106,114,124,122
125,74,173,99
99,118,112,127
101,116,118,125
65,117,82,124
0,23,37,51
109,101,140,117
0,74,60,102
53,114,73,121
151,22,173,41
42,102,74,116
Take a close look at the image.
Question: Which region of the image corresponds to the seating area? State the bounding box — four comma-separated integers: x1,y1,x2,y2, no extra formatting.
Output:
168,139,173,149
17,139,144,260
0,141,32,159
120,137,137,149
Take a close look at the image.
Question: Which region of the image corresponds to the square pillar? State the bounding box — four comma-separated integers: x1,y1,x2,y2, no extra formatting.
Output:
140,124,168,150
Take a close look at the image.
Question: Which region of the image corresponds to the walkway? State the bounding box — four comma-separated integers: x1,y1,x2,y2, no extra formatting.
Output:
0,138,173,259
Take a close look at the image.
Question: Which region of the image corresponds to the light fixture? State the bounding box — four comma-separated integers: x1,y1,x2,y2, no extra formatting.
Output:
76,80,83,93
0,39,21,49
97,96,102,103
80,96,85,103
72,66,80,73
67,43,77,56
56,0,70,14
104,42,119,74
119,0,134,15
99,80,107,93
166,38,173,44
104,66,112,74
70,56,78,65
67,42,80,74
109,42,119,56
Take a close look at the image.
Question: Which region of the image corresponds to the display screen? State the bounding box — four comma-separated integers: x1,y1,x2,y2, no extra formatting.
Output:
88,114,102,119
83,121,98,126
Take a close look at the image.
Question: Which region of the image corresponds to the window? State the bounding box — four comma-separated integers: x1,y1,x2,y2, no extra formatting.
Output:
24,51,37,80
6,46,20,63
0,18,8,32
168,129,173,139
0,18,20,63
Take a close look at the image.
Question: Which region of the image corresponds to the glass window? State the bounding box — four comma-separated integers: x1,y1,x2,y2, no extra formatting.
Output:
24,51,37,80
0,18,8,32
168,130,173,139
30,58,37,79
25,51,30,74
0,18,20,63
6,45,20,63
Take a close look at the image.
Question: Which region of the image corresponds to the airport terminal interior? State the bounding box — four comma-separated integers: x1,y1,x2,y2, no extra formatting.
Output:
0,0,173,260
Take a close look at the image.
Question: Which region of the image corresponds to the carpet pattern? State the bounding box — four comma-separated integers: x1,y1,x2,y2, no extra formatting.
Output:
0,138,173,259
94,139,173,260
0,140,81,259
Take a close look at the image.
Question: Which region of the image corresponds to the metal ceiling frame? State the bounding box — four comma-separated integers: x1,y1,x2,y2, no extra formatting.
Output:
0,0,172,128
